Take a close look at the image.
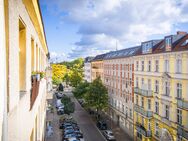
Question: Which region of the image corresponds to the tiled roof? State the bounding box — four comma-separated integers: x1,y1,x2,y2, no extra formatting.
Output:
104,46,140,60
92,53,106,61
84,57,94,63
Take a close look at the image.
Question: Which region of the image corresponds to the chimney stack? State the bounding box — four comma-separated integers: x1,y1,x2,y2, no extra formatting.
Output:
177,31,187,35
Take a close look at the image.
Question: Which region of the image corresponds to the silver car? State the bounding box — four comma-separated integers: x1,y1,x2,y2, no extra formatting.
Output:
103,130,116,141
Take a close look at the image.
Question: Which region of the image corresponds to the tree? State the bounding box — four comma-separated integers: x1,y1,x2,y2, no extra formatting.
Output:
51,64,67,85
73,81,90,99
85,77,108,118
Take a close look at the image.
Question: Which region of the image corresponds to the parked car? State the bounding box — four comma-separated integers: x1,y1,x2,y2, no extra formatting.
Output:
63,137,80,141
56,99,63,108
57,108,64,115
97,120,107,130
102,130,115,141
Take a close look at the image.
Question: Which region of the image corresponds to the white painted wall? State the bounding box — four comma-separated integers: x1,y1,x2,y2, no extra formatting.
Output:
0,0,7,140
7,0,48,141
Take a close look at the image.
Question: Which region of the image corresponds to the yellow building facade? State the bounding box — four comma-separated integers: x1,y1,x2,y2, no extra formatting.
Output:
133,32,188,141
0,0,50,141
91,54,105,82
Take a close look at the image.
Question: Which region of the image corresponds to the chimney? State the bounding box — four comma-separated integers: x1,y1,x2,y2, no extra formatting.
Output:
177,31,187,35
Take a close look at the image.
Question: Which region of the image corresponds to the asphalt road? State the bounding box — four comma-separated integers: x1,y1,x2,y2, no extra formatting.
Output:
66,93,106,141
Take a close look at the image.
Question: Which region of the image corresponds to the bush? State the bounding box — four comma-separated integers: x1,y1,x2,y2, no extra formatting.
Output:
61,96,75,115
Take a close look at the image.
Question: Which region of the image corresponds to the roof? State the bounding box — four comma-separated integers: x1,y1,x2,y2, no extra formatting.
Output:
92,53,106,61
104,46,140,60
84,57,94,63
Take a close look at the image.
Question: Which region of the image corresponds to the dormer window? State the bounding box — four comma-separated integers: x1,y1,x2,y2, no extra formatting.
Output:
165,37,172,51
142,42,152,54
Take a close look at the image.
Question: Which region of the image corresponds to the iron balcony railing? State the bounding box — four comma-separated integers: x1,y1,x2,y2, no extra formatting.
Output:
134,87,153,97
136,122,152,137
177,126,188,140
134,104,153,118
177,98,188,110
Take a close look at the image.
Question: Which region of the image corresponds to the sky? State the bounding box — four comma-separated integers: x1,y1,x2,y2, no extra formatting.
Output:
39,0,188,62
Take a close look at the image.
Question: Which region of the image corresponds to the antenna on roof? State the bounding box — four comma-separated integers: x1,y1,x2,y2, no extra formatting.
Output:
116,40,118,51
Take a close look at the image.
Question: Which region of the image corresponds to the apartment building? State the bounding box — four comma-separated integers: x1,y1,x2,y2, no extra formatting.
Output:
91,54,106,82
84,57,94,82
0,0,50,141
133,32,188,141
103,47,140,139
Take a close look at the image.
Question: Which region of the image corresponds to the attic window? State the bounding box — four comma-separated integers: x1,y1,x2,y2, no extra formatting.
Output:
165,37,172,51
181,39,188,46
142,42,152,54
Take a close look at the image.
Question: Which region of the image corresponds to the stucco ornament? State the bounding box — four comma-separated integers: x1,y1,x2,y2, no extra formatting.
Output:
160,128,173,141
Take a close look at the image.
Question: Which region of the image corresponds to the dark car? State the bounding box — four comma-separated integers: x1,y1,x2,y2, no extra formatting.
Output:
97,120,107,130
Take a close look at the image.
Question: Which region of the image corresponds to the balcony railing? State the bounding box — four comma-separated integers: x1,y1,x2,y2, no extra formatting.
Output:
134,87,153,97
136,122,152,137
134,104,153,118
177,126,188,140
177,99,188,110
30,75,40,109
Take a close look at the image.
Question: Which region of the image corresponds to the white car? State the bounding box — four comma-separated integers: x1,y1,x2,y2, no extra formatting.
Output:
103,130,116,141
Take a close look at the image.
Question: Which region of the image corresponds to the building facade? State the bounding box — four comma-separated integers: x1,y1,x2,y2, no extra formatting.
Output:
103,47,140,139
0,0,50,141
91,54,106,82
84,57,94,82
133,32,188,141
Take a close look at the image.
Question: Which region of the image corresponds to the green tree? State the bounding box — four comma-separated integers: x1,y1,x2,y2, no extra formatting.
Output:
85,77,108,118
52,64,67,85
73,81,90,99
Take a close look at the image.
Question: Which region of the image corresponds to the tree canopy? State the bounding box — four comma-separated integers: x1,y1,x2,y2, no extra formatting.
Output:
84,77,108,114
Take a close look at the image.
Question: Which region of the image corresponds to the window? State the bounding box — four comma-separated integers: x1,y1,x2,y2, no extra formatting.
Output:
155,122,159,137
136,77,139,87
130,109,132,118
177,83,182,99
31,38,34,71
148,119,151,130
165,81,170,96
155,60,159,72
148,99,151,110
148,60,151,72
141,61,144,71
176,59,182,73
141,97,144,108
177,109,182,125
19,19,26,91
155,102,159,114
155,80,159,93
165,105,169,119
136,95,138,105
136,61,139,71
148,79,151,90
165,37,172,50
141,78,144,85
164,60,169,72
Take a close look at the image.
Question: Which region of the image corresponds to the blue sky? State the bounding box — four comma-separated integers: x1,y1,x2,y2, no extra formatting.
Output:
39,0,188,62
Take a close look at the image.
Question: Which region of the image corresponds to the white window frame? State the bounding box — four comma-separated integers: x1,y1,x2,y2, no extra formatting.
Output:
177,83,182,99
176,59,182,73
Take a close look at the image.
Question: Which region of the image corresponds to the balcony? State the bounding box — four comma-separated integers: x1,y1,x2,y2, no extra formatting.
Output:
30,75,40,109
177,98,188,110
134,104,153,118
136,122,152,137
134,87,153,97
177,126,188,140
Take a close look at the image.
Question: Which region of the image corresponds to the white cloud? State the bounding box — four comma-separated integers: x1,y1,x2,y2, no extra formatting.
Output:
42,0,188,60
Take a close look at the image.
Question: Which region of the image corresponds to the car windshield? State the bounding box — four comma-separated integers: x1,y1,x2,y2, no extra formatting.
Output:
109,132,114,136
